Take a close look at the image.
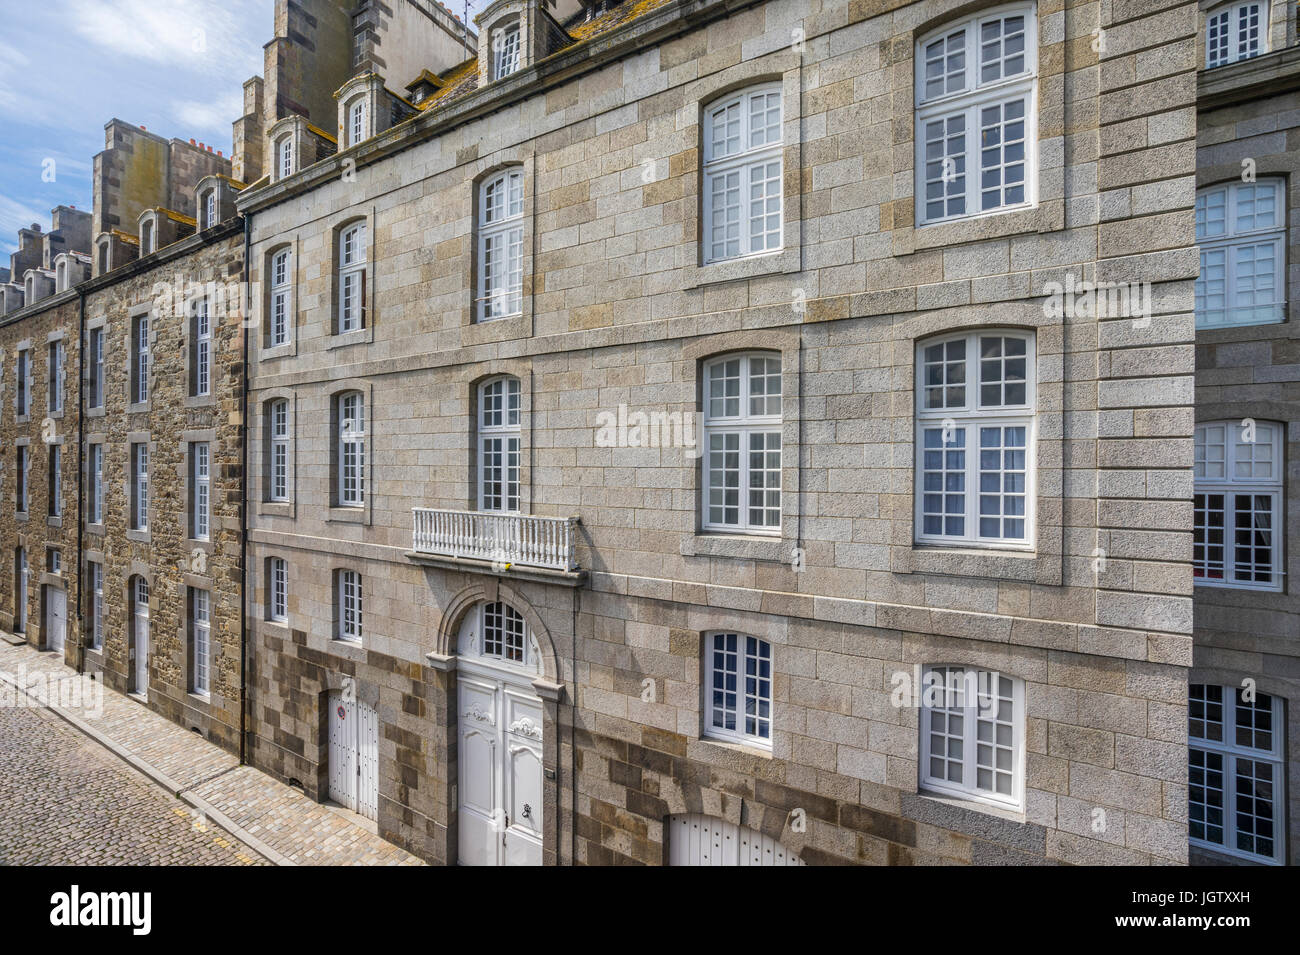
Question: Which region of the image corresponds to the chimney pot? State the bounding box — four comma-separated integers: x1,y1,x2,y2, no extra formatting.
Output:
190,138,197,145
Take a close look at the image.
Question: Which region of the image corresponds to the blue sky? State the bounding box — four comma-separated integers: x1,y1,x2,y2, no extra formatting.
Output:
0,1,499,256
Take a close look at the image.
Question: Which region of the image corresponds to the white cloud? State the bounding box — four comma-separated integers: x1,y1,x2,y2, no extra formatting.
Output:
0,194,56,257
63,0,262,77
173,91,246,138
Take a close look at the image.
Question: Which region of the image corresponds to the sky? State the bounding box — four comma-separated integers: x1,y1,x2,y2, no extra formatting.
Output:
0,0,498,257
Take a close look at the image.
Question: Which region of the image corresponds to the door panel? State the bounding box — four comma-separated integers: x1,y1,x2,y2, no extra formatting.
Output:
327,692,379,821
45,587,65,653
357,701,379,821
666,814,804,866
328,692,356,812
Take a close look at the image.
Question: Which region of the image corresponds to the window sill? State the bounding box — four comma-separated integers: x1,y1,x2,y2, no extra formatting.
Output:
327,507,369,525
902,544,1056,585
688,736,774,766
15,512,28,523
46,516,63,529
187,692,211,705
126,402,150,415
125,529,151,544
257,501,294,518
682,247,798,290
462,311,528,346
326,327,373,350
47,410,65,421
259,341,296,362
916,788,1025,825
330,638,365,661
680,533,789,563
184,395,216,410
903,200,1062,255
15,414,29,425
85,523,105,537
86,407,106,419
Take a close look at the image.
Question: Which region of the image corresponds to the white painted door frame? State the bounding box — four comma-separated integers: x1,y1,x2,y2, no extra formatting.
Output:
132,578,149,695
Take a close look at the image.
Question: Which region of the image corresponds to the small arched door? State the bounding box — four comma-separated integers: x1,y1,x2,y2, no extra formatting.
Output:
457,601,544,866
130,577,150,696
666,814,805,866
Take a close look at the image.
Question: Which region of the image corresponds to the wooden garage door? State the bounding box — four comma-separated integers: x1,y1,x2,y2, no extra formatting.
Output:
666,814,804,866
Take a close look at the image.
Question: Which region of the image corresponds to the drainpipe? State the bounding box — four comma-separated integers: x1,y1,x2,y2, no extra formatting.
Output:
571,589,578,866
74,288,85,675
239,215,250,764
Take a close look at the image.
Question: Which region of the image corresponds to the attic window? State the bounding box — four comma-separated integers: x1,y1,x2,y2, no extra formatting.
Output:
56,261,67,292
493,24,521,80
278,136,293,180
141,219,154,254
98,242,109,274
586,0,614,20
348,97,368,148
202,190,217,229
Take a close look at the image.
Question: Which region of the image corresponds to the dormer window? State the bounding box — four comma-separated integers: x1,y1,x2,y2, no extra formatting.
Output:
140,219,154,255
1206,2,1266,68
23,275,33,300
278,136,293,179
55,261,66,292
493,23,521,80
97,239,109,274
348,98,368,148
204,190,217,229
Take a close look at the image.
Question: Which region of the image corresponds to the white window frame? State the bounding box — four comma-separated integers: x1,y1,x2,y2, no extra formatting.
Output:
702,352,782,534
337,569,362,642
193,298,211,396
278,136,293,180
492,23,521,80
89,327,104,409
1206,1,1267,68
338,392,366,507
701,84,783,265
919,665,1026,810
477,169,524,321
269,399,290,502
269,557,288,623
190,588,211,696
478,377,521,513
348,97,367,147
190,442,210,541
1189,684,1285,864
1195,179,1286,330
915,4,1038,225
47,341,63,414
132,314,149,404
338,222,367,333
914,330,1036,549
704,631,773,749
131,442,149,531
269,248,291,347
140,219,154,255
1193,419,1284,591
89,443,103,525
481,600,528,664
204,190,217,229
89,561,103,650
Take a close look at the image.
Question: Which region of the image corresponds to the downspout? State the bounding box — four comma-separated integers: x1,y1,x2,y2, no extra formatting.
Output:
571,589,578,866
75,288,85,675
239,215,250,764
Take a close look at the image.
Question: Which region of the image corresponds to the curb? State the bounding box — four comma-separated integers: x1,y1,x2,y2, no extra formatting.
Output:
0,669,296,866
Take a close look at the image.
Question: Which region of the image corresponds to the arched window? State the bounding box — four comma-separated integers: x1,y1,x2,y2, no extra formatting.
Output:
1189,683,1284,863
338,221,368,333
915,5,1036,224
337,391,366,507
915,329,1035,546
702,84,783,263
202,189,217,229
269,247,292,347
1194,419,1283,590
277,136,294,179
492,22,521,80
920,666,1025,809
140,218,154,255
1206,1,1266,68
477,169,524,321
1195,179,1285,329
268,398,290,502
347,96,368,147
458,601,540,672
702,352,782,533
478,377,520,512
55,260,67,291
704,631,773,748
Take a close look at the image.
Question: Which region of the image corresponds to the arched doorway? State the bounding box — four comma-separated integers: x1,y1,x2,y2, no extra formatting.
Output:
665,814,805,866
129,576,150,696
456,600,544,866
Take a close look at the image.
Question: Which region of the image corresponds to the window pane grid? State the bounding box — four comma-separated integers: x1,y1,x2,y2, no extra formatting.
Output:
703,87,783,264
338,570,362,641
1195,180,1285,329
339,393,365,507
478,171,524,320
921,667,1022,808
703,354,782,533
1193,420,1282,589
192,590,210,695
483,601,526,663
707,632,772,746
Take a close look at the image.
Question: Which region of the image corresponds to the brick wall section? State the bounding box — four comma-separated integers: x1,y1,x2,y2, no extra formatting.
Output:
0,296,81,659
1194,72,1300,864
239,0,1201,864
80,228,246,754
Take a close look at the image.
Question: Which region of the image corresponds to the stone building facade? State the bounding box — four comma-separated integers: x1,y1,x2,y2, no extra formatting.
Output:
237,0,1203,865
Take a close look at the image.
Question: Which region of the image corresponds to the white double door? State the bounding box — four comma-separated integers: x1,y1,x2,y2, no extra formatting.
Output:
44,586,65,653
458,667,543,866
328,691,379,821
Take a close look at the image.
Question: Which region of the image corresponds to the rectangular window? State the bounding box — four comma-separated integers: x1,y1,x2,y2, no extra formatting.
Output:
915,332,1034,546
1195,180,1285,329
338,224,367,333
89,328,104,409
705,632,772,748
478,378,520,512
1194,420,1282,590
192,299,211,397
270,400,289,502
268,557,287,623
269,249,291,347
88,444,103,524
702,86,783,263
190,588,211,696
47,445,61,517
88,561,104,650
1189,684,1284,864
915,8,1036,224
15,348,28,416
47,341,63,414
703,354,782,533
337,569,362,642
338,393,366,507
131,315,149,404
15,445,27,513
920,666,1024,809
130,442,149,531
190,442,210,540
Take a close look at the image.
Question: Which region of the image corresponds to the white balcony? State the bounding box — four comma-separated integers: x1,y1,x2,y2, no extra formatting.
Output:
412,509,579,573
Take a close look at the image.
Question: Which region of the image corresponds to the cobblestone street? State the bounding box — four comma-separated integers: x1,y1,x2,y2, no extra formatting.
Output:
0,700,266,865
